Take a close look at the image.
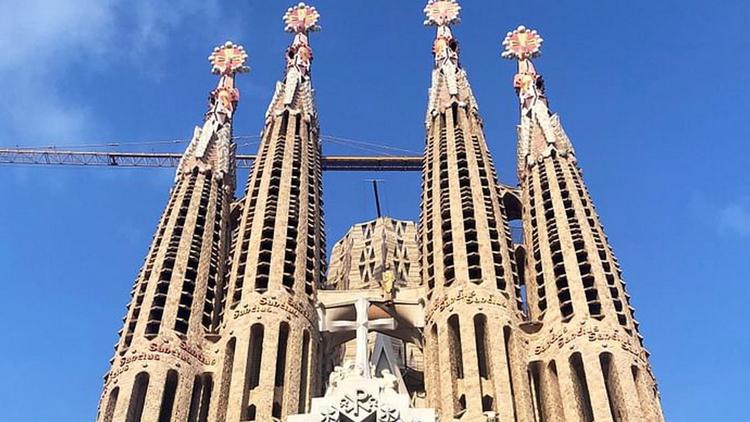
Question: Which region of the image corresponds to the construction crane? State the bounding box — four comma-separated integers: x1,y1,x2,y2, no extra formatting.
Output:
0,148,422,172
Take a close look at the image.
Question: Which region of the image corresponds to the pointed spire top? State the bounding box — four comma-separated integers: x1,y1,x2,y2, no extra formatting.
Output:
283,2,321,33
502,26,543,61
209,41,249,75
424,0,461,27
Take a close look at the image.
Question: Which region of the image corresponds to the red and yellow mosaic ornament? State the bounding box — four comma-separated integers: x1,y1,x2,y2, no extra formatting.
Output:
424,0,461,26
502,25,543,60
284,2,320,33
209,42,249,75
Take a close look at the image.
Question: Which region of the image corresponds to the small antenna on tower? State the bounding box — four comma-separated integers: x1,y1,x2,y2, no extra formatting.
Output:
366,179,384,218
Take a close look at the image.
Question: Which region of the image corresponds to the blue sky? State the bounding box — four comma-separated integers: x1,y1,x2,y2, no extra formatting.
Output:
0,0,748,420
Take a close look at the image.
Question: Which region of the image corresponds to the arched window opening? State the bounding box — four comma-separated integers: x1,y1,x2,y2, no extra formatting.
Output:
102,387,119,422
242,324,264,420
569,353,594,422
158,370,179,422
125,372,149,422
275,322,290,388
482,395,494,412
474,314,490,380
187,375,203,422
298,330,311,413
447,315,464,379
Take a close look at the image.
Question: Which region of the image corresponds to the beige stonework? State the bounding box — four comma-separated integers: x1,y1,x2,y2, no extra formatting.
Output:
96,3,666,422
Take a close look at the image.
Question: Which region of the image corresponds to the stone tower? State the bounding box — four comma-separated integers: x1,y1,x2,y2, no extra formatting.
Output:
502,26,665,422
95,2,668,422
214,3,325,421
96,42,248,422
419,1,528,420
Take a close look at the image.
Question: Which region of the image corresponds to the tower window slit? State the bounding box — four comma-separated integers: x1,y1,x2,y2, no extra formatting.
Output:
102,387,119,422
125,372,149,422
474,314,491,382
569,352,594,422
242,323,264,420
447,315,464,379
275,322,290,387
298,330,311,413
157,370,179,422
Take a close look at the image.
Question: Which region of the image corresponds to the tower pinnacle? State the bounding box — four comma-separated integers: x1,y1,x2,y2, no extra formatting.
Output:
503,26,574,173
424,0,461,71
206,41,248,119
268,2,320,117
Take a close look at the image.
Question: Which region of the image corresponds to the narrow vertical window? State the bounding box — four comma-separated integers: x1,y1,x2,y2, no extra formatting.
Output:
474,314,490,380
187,375,203,422
126,372,149,422
197,374,213,422
275,322,290,387
569,352,594,422
243,324,264,419
447,315,464,379
298,330,311,413
158,370,178,422
102,387,119,422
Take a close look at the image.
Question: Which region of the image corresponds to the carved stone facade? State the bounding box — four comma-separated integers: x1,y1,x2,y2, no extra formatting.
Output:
327,217,420,292
96,2,666,422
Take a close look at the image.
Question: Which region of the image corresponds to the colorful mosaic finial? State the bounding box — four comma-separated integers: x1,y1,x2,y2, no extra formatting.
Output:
209,41,250,75
424,0,461,27
284,2,321,33
502,25,543,60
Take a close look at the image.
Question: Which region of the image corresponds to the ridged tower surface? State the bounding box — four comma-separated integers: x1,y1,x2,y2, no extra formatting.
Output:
213,4,325,421
502,25,666,422
96,42,247,422
419,2,529,420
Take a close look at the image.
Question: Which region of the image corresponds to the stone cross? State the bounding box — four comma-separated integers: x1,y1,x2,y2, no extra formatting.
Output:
327,298,397,378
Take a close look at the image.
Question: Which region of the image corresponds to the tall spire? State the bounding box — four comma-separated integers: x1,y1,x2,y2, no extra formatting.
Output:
264,2,320,120
504,28,666,421
217,4,326,420
97,42,248,422
423,0,481,119
502,26,575,175
420,1,528,419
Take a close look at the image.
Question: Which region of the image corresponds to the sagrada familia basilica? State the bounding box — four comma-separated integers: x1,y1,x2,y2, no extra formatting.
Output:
95,1,667,421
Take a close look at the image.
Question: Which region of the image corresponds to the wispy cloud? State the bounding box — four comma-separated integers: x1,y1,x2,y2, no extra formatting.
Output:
0,0,230,145
719,198,750,237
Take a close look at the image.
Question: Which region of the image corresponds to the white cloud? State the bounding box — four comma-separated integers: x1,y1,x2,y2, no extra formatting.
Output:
0,0,229,145
719,198,750,237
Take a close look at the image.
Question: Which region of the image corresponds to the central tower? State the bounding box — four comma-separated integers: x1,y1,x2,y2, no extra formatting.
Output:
419,1,527,419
